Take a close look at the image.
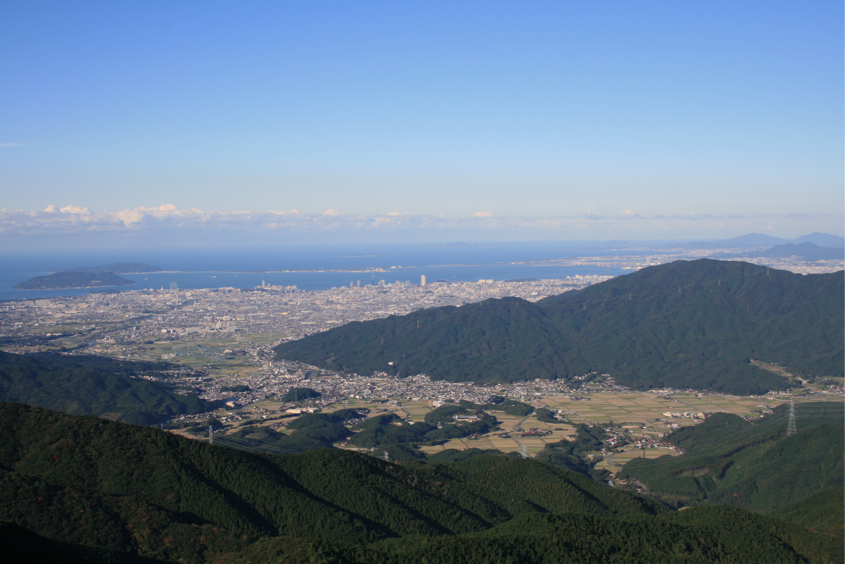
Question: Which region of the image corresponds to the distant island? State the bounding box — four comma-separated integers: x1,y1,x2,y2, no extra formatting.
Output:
63,262,162,274
14,262,160,290
14,271,135,290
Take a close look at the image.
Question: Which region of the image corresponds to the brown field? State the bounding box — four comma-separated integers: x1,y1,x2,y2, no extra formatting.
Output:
331,392,842,457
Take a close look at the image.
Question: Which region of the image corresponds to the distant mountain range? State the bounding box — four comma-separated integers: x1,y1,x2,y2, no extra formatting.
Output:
274,259,844,394
707,242,844,263
755,242,844,261
685,232,844,249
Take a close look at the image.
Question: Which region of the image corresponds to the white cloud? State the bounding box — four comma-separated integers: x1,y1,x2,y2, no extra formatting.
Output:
0,142,24,148
0,204,839,241
59,205,90,214
581,210,721,221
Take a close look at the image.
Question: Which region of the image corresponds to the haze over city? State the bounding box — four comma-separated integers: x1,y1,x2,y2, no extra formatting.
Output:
1,1,842,249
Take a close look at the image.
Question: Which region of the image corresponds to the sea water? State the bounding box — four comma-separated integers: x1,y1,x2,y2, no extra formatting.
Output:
0,242,657,301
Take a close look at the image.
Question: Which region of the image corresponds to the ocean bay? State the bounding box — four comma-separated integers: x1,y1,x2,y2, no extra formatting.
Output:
0,242,650,300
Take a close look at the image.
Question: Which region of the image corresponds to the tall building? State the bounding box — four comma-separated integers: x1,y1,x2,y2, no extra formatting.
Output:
421,275,426,286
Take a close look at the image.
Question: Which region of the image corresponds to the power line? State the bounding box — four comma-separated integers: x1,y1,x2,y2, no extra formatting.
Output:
208,427,304,455
787,398,797,436
215,437,303,455
214,435,303,455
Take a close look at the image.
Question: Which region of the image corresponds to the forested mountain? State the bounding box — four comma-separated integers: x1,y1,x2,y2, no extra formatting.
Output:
0,351,217,424
274,260,844,394
1,403,840,564
0,404,841,564
223,508,842,564
618,401,843,510
770,486,844,539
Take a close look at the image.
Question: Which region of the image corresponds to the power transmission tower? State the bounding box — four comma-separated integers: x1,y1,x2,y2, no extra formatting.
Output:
383,451,390,462
209,426,214,444
786,398,797,436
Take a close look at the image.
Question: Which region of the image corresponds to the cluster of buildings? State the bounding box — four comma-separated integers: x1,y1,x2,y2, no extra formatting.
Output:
194,369,631,410
661,411,706,420
0,276,607,354
520,428,553,437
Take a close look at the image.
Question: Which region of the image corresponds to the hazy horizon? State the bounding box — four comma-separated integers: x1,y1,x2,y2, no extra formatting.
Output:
2,2,842,248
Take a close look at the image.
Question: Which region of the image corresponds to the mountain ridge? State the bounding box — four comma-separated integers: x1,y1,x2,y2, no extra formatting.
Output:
683,231,844,249
0,402,840,563
274,260,844,394
0,351,217,424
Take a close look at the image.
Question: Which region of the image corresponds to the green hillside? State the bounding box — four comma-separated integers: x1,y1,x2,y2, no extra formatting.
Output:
540,260,843,390
770,486,844,540
274,260,844,393
0,403,839,563
618,402,844,511
0,402,666,558
222,508,840,564
0,351,217,424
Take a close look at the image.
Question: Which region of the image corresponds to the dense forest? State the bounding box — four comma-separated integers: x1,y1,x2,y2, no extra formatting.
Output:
618,401,843,510
0,403,840,563
0,351,218,424
274,260,844,394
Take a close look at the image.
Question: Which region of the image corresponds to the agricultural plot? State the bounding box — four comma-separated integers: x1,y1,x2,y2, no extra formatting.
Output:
399,401,434,422
135,332,285,371
312,392,842,459
212,387,841,467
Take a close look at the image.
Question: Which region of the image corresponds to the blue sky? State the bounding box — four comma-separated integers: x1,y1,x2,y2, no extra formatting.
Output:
1,1,842,244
